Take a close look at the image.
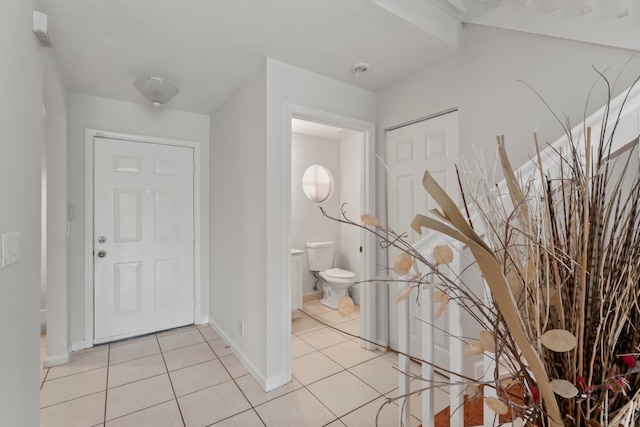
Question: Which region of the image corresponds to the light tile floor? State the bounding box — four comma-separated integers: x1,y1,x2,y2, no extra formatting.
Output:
40,301,448,426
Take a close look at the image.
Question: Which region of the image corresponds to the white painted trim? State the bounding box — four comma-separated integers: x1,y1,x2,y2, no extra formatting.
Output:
43,353,70,368
83,129,202,348
71,339,90,352
283,104,377,354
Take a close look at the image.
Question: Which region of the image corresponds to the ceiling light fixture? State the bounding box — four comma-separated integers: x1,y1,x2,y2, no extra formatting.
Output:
134,76,179,108
353,63,369,77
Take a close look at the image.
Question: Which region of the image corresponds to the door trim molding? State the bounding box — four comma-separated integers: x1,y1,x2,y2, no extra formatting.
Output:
84,129,202,347
283,104,378,355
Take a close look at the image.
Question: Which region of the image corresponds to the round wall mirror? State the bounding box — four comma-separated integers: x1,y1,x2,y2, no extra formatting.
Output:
302,164,335,203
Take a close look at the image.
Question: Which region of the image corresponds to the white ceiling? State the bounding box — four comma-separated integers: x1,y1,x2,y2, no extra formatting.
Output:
37,0,640,115
38,0,463,115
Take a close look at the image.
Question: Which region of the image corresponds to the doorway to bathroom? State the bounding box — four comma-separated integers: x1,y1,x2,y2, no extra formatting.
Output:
285,105,378,369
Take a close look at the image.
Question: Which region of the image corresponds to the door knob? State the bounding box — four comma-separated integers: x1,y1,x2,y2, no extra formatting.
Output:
97,236,106,244
97,250,107,258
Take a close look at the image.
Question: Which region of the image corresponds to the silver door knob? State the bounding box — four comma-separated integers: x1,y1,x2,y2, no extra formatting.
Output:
97,236,106,244
97,250,107,258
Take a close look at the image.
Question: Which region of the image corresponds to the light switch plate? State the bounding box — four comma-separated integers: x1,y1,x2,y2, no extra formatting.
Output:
1,231,20,267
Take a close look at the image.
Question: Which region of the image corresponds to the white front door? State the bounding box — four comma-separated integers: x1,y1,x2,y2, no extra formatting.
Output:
386,111,459,368
93,137,195,343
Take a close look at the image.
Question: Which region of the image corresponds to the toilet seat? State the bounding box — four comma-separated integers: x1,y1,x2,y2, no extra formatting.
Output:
324,268,356,279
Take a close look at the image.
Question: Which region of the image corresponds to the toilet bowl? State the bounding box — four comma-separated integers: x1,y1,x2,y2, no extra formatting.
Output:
305,241,357,309
319,268,356,309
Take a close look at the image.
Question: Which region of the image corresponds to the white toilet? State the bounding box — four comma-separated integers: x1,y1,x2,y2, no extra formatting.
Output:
306,241,356,309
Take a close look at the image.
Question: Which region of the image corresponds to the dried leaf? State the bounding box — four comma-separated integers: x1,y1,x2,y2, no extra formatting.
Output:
394,253,413,275
479,330,496,353
550,379,578,398
434,300,448,319
485,396,509,415
506,269,523,298
539,329,577,352
432,290,449,303
414,171,563,424
523,258,537,283
337,296,354,317
360,214,379,226
395,286,413,303
433,245,454,265
465,384,481,402
465,341,484,355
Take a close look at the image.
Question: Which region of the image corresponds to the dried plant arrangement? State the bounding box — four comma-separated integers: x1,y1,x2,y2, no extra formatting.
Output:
321,75,640,427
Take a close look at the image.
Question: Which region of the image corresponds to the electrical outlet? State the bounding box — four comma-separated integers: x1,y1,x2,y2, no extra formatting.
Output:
1,231,20,268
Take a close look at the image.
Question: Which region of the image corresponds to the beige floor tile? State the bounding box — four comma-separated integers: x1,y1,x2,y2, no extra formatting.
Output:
235,374,302,406
156,325,197,337
47,348,109,380
301,301,333,316
291,335,315,358
197,324,220,342
178,381,250,427
333,320,360,337
40,391,106,427
307,371,379,418
348,356,402,395
211,409,264,426
41,367,108,408
109,337,161,365
298,327,349,350
105,400,183,427
325,421,346,427
169,359,231,397
163,342,216,372
106,374,174,420
158,329,205,352
340,396,421,427
209,338,233,357
321,340,379,369
291,351,343,386
314,310,354,326
108,353,167,388
255,388,335,427
219,354,248,378
291,316,324,335
109,334,156,349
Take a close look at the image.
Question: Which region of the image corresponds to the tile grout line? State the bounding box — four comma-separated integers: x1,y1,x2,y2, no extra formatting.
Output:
198,326,268,427
102,342,111,425
155,332,187,427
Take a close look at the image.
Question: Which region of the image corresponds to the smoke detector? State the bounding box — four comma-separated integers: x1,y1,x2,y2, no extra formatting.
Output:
353,63,369,77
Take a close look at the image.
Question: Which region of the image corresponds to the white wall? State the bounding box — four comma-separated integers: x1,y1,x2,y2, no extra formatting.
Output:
264,58,377,389
68,94,210,345
43,49,71,364
339,132,364,282
291,133,342,295
0,0,43,424
210,57,376,391
210,62,268,382
377,24,640,175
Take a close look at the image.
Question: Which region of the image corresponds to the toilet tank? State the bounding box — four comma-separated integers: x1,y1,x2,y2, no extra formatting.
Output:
305,241,335,271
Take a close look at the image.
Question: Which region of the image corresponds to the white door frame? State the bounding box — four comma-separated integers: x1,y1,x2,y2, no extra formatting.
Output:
84,129,202,347
284,104,378,352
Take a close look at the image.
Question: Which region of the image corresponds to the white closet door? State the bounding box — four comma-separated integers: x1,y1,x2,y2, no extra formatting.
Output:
386,111,459,367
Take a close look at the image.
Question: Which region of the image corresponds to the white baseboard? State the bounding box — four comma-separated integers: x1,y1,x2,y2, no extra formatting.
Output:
71,339,92,351
43,352,69,368
207,319,288,392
